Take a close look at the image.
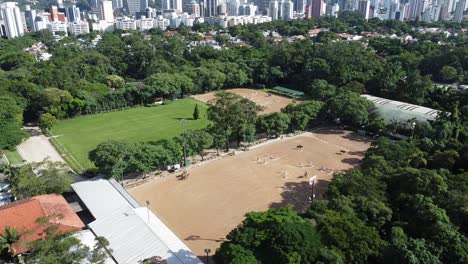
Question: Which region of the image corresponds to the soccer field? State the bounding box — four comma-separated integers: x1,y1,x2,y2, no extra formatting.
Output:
50,99,209,170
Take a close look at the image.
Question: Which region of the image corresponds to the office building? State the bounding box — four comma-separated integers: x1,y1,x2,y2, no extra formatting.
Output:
0,2,24,39
269,0,279,19
124,0,145,15
100,0,115,22
227,0,240,15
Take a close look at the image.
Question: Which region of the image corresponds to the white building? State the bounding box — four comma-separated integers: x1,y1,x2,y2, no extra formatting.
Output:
47,21,67,35
358,0,371,19
116,17,137,30
136,16,154,30
331,3,340,17
100,0,114,23
154,15,170,29
0,2,24,39
69,21,90,35
185,0,201,17
454,0,466,23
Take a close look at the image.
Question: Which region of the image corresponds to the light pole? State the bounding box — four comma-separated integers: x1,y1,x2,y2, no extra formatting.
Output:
204,248,211,264
146,200,150,223
309,175,317,204
411,122,416,139
180,119,187,167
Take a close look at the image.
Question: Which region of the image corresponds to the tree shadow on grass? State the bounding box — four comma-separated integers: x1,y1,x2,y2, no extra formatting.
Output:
269,179,330,213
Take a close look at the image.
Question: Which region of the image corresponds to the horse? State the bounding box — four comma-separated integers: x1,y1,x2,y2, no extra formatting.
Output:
296,144,304,149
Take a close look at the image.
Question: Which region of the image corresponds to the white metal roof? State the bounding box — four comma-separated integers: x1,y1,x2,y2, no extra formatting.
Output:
71,179,136,219
361,94,441,123
89,208,181,264
71,179,203,264
73,230,116,264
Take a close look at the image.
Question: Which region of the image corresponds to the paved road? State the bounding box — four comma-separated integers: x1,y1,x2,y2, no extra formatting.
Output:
17,127,65,163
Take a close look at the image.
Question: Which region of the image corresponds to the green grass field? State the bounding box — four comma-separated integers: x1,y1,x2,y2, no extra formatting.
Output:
50,99,209,170
4,149,24,165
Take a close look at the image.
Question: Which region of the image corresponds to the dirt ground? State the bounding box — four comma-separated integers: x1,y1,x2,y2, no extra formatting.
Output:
129,128,371,259
191,88,294,115
16,127,65,163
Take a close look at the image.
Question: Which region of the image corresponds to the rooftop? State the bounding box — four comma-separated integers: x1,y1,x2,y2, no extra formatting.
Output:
361,94,442,124
72,179,202,264
0,194,85,255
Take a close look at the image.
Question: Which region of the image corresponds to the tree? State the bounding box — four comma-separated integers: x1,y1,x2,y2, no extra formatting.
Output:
0,227,22,257
316,210,387,263
183,130,213,160
306,79,337,100
38,113,58,132
439,65,459,83
8,161,74,199
89,141,135,175
257,112,290,137
216,207,322,264
106,75,125,89
193,104,200,120
326,91,372,127
207,92,261,150
0,96,27,150
26,219,111,264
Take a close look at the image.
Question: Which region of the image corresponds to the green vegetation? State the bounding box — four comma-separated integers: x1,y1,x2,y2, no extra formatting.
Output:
3,149,23,165
8,161,74,200
51,99,208,169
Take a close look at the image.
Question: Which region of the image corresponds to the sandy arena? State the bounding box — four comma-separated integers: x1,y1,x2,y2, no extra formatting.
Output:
128,128,371,259
191,88,295,114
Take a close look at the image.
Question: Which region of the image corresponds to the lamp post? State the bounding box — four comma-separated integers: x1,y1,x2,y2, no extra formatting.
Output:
411,122,416,139
204,248,211,264
180,119,187,167
146,200,150,223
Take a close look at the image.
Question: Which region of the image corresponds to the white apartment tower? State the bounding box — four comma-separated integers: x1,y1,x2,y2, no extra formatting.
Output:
100,0,115,22
0,2,24,39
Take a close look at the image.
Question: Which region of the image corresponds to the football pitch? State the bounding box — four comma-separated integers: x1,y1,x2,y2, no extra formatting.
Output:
50,99,209,170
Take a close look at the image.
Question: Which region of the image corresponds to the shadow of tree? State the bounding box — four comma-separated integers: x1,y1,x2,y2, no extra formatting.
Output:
341,158,362,166
269,179,330,213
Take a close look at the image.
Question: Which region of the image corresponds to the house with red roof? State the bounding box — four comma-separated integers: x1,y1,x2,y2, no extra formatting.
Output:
0,194,85,255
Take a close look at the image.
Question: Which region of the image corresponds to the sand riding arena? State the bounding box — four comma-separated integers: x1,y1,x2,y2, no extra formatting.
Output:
128,128,372,258
191,88,295,114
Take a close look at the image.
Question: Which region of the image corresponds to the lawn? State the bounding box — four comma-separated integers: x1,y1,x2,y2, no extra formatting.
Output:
4,149,24,165
50,99,209,170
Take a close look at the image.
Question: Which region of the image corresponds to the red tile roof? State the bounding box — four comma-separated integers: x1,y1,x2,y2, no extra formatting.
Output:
0,194,85,255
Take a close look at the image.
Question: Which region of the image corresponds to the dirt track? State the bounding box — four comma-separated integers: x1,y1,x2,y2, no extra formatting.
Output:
191,88,294,115
129,128,371,258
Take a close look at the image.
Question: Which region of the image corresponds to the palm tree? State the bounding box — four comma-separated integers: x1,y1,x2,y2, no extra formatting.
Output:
0,226,22,256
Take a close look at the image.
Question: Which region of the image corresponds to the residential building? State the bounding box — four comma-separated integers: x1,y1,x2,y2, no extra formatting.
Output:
69,21,90,35
24,5,36,32
47,21,68,35
136,16,154,30
116,17,137,29
65,5,81,22
186,0,201,16
0,2,24,39
311,0,324,18
100,0,115,22
358,0,371,19
454,0,466,22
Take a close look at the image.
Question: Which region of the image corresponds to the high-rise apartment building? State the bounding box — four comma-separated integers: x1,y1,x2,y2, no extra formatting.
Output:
100,1,115,22
204,0,220,16
186,0,201,16
0,2,24,38
65,5,81,22
358,0,371,19
311,0,324,18
124,0,146,15
454,0,466,22
24,5,36,31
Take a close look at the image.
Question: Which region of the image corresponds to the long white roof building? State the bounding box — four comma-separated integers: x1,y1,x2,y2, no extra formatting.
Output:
71,179,202,264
